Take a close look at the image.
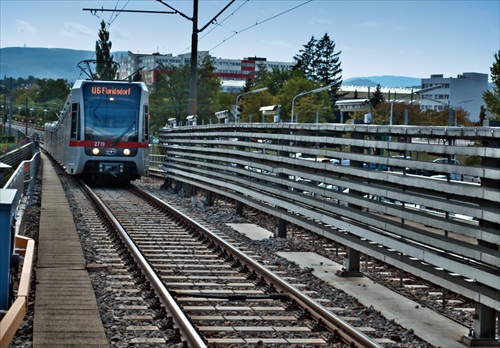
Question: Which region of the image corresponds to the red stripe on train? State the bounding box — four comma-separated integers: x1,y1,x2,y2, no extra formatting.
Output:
69,140,149,148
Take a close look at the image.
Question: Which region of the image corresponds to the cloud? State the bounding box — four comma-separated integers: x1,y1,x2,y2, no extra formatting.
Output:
16,20,37,35
110,26,131,41
360,20,406,32
308,17,333,26
61,22,94,38
259,39,291,48
359,21,382,29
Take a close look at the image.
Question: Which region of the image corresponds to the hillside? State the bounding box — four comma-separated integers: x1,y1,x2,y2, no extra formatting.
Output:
1,47,469,89
0,47,127,81
343,76,422,88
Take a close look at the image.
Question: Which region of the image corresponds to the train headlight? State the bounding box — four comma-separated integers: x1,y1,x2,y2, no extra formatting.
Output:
123,148,131,156
92,148,100,155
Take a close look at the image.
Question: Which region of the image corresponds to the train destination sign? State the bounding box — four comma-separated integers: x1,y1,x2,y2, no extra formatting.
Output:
91,86,132,95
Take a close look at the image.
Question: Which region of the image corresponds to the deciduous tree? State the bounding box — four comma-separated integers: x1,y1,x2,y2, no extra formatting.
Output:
483,50,500,119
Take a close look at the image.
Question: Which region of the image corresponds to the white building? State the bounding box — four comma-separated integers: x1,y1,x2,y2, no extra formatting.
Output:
419,73,488,123
116,51,294,89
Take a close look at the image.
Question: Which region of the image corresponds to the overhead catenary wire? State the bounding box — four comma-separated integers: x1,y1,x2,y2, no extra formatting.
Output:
208,0,313,51
80,1,133,80
179,0,313,55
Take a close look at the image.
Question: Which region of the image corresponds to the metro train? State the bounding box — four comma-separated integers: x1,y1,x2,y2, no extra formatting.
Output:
44,79,150,182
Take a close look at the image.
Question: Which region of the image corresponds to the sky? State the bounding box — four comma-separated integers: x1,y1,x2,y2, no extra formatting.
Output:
1,0,499,80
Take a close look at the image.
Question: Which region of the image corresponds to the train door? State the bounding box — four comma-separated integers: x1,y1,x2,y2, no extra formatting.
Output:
66,102,80,174
142,104,150,172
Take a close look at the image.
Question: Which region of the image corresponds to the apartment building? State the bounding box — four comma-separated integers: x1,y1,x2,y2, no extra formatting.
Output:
116,51,294,91
420,72,488,122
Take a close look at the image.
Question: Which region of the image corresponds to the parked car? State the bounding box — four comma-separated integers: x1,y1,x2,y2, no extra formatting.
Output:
330,158,350,166
431,158,463,181
363,162,388,171
433,158,460,165
294,153,331,163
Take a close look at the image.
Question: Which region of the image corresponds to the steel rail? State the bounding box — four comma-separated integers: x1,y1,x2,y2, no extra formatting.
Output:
131,186,382,348
80,181,207,348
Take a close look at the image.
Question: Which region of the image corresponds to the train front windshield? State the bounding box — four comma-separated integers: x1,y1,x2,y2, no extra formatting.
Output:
82,83,142,142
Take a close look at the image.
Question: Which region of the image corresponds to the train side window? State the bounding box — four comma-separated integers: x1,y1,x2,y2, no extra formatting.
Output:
70,103,79,140
143,105,149,141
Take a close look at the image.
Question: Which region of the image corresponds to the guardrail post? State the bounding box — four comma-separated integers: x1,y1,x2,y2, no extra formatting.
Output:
275,140,290,238
337,122,365,277
461,120,500,346
235,201,243,216
0,189,16,311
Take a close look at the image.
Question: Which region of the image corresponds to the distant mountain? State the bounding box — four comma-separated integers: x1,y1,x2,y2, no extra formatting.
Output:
343,76,422,88
0,47,127,81
1,47,437,89
1,47,92,81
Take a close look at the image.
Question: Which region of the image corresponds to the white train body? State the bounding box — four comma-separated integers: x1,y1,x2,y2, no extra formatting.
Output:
45,80,150,181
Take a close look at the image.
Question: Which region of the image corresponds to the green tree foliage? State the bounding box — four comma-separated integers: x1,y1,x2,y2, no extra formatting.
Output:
95,20,117,80
294,33,344,97
196,56,221,124
483,50,500,119
255,67,305,96
149,57,221,129
150,64,190,130
218,91,233,113
293,37,316,80
239,90,276,123
36,79,69,103
478,105,487,126
370,84,385,108
293,33,345,116
278,76,333,123
0,77,69,123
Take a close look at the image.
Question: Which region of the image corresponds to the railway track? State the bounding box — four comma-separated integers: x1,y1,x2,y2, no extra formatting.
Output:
199,193,477,330
144,173,476,334
78,181,386,347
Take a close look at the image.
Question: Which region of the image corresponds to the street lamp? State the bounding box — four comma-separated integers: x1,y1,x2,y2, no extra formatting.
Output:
291,84,332,123
389,85,442,126
26,107,33,135
235,87,268,122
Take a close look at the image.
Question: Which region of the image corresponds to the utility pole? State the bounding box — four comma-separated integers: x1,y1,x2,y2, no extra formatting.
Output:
158,0,235,116
86,1,235,118
189,0,199,116
25,97,28,136
9,78,13,137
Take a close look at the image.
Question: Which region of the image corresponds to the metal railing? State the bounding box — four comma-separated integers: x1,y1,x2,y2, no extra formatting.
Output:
157,123,500,313
0,138,39,346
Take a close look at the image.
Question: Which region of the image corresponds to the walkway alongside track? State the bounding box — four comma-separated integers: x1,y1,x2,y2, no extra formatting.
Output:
33,153,108,348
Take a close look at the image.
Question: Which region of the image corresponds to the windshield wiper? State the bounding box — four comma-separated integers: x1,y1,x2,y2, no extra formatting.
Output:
111,121,136,147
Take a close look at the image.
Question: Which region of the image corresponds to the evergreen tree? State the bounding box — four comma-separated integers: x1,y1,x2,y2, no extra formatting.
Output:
370,84,385,108
314,33,343,89
478,105,487,126
483,50,500,119
294,33,345,105
293,36,317,80
95,20,117,80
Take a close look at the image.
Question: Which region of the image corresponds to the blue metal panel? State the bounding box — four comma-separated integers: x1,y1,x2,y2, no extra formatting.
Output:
0,189,16,310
